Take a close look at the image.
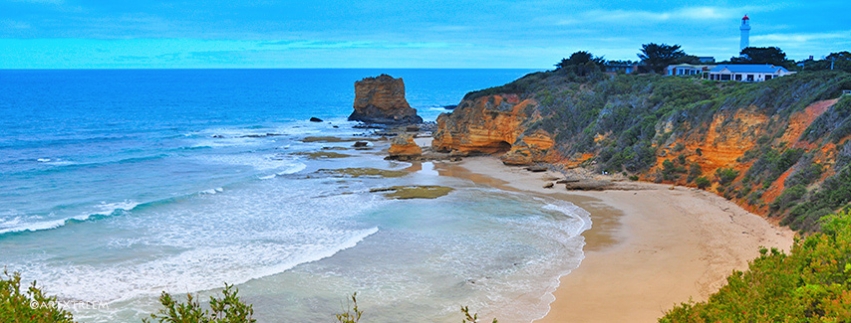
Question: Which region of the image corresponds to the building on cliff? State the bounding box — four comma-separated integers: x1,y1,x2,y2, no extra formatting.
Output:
666,64,713,77
707,64,794,82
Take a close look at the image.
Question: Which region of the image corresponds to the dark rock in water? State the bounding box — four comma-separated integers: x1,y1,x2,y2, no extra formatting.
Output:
444,105,458,110
241,133,282,138
332,125,339,128
348,74,423,125
406,124,420,132
353,141,369,148
544,182,555,189
525,166,548,172
353,123,385,129
309,117,323,122
212,134,225,138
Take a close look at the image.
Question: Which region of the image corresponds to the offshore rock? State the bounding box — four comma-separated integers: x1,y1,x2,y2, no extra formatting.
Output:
387,134,422,161
349,74,423,125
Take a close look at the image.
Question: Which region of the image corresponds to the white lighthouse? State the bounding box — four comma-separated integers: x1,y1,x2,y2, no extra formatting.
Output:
740,14,751,52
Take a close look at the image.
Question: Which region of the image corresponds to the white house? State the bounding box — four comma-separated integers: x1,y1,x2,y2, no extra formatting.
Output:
666,64,714,77
707,64,794,82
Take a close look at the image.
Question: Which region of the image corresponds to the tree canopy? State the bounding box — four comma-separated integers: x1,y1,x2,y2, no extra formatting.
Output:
637,43,687,74
731,46,792,67
555,51,605,76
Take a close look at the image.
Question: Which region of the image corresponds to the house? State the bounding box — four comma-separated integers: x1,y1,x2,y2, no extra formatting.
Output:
605,62,639,74
707,64,794,82
666,64,714,77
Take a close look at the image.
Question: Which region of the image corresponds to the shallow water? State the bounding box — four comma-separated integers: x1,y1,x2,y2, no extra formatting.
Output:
0,69,589,322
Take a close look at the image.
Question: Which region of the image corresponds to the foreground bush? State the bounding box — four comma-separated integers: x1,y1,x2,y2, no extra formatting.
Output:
0,268,75,323
143,283,255,323
660,211,851,322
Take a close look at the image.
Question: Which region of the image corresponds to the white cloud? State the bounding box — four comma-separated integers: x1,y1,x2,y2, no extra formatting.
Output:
752,31,851,43
7,0,64,4
0,20,31,29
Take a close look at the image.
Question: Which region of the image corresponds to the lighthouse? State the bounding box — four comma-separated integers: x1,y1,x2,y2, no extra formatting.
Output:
740,14,751,52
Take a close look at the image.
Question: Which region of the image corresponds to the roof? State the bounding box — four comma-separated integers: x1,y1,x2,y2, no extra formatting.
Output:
709,64,789,74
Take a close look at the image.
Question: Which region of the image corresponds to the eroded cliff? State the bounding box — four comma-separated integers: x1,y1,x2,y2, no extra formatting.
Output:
434,70,851,231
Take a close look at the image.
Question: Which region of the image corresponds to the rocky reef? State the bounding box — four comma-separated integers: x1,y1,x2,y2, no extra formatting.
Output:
349,74,423,125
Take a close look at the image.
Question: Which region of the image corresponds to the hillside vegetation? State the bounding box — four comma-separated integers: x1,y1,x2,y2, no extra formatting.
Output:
451,70,851,232
661,211,851,322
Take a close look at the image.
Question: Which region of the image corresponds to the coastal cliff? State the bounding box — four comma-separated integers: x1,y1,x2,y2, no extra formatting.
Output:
349,74,423,125
434,70,851,231
432,94,556,165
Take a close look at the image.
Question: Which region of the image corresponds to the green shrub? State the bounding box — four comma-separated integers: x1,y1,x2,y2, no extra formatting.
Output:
694,177,711,189
1,269,75,323
661,211,851,322
715,168,740,185
143,283,255,323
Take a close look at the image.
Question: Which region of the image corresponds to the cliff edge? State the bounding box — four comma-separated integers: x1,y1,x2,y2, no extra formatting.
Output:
348,74,423,125
434,70,851,231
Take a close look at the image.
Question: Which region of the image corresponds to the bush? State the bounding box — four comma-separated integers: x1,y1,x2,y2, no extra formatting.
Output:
661,211,851,322
143,283,255,323
715,168,740,185
694,177,711,189
1,269,75,323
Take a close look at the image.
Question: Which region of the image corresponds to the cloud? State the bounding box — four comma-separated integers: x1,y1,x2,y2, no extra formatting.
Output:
752,31,851,43
0,20,31,29
7,0,63,4
258,40,452,50
557,5,770,25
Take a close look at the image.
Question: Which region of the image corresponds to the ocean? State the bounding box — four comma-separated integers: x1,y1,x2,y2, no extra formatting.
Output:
0,69,590,322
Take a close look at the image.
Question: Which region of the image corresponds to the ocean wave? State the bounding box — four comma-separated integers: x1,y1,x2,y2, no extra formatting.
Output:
26,226,380,305
0,201,140,236
202,153,307,172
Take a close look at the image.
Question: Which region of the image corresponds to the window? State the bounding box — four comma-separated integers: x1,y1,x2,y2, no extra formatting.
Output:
735,74,743,81
747,74,754,82
765,75,772,80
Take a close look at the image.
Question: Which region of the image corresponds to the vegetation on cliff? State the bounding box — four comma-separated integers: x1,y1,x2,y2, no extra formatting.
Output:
452,68,851,232
660,211,851,322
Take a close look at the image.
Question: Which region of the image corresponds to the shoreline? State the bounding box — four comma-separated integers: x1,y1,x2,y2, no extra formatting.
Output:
434,156,795,323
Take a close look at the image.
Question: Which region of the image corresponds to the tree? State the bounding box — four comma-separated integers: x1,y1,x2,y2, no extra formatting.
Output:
1,269,75,323
732,46,791,67
803,51,851,73
555,51,605,76
637,43,686,74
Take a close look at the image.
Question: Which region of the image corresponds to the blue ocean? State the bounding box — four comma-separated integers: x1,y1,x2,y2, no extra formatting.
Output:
0,69,590,322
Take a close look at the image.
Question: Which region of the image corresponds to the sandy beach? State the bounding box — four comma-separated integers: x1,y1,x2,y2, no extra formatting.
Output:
435,156,795,323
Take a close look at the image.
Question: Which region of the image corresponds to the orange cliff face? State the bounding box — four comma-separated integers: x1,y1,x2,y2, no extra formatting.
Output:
649,100,838,215
432,94,556,165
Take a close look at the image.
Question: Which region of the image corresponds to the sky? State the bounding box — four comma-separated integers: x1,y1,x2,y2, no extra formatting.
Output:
1,0,849,69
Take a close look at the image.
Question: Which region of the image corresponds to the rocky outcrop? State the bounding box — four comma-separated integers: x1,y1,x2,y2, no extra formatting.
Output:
387,134,422,161
432,94,555,165
349,74,423,125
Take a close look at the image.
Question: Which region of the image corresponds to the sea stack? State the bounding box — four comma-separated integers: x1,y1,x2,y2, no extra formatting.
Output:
348,74,423,125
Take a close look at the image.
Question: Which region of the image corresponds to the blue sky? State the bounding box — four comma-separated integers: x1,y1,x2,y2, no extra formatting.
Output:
1,0,849,68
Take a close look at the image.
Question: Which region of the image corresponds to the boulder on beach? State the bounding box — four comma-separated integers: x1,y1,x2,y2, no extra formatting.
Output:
387,134,422,161
309,117,323,122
